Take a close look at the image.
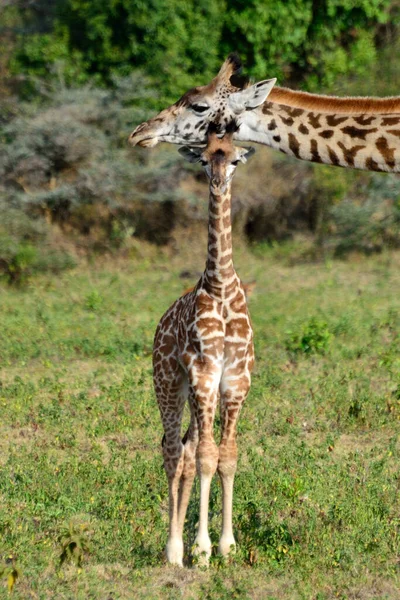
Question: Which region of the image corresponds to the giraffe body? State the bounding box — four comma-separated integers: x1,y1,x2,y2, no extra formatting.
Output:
130,54,400,173
153,124,255,566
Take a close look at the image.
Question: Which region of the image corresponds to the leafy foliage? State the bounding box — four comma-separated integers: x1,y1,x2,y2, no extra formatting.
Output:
329,173,400,256
3,0,398,100
285,317,333,355
58,522,90,568
0,557,20,594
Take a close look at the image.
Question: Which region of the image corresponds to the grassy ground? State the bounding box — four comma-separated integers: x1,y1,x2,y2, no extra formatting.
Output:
1,242,400,599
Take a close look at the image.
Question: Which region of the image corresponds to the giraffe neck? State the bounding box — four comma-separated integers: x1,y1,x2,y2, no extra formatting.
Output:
237,102,400,172
268,86,400,114
204,185,236,298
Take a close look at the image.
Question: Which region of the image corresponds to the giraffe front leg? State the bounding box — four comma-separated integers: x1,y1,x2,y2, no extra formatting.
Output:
177,395,199,535
155,371,188,567
217,435,237,557
163,434,185,566
193,433,219,565
218,375,251,557
189,375,220,566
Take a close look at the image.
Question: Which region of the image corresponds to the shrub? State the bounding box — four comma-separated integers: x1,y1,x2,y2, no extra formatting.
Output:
0,204,76,284
285,317,333,355
328,173,400,256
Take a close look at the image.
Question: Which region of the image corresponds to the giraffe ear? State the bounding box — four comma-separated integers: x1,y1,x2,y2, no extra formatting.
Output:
228,78,277,114
178,146,202,163
238,146,256,163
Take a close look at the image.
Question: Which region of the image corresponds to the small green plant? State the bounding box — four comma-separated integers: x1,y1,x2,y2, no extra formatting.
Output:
85,291,104,312
58,522,90,569
0,557,21,594
285,317,333,355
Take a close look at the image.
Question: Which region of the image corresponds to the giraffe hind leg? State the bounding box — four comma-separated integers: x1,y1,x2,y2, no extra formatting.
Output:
177,390,199,539
155,366,188,566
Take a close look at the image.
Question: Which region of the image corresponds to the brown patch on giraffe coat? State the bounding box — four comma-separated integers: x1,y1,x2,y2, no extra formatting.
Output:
319,130,334,139
376,136,396,169
223,215,231,228
308,113,322,129
262,103,273,115
382,117,400,126
224,280,238,297
288,133,301,158
337,141,365,166
222,197,230,211
226,317,249,338
353,115,376,126
268,119,277,130
298,123,309,135
280,115,294,126
273,135,281,143
209,216,222,233
327,146,340,165
326,115,348,127
387,129,400,138
365,157,381,171
341,125,378,139
219,233,231,252
219,255,232,267
197,317,223,337
281,106,305,118
310,139,322,163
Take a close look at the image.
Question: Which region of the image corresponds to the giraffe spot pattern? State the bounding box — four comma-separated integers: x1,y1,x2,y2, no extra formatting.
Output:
288,133,301,158
341,125,378,139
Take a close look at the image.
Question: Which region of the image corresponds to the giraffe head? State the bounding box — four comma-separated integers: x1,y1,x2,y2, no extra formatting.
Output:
178,121,255,195
129,54,276,148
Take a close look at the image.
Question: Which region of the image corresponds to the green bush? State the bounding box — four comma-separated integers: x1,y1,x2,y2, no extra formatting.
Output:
285,317,333,355
328,174,400,256
0,204,76,284
3,0,397,101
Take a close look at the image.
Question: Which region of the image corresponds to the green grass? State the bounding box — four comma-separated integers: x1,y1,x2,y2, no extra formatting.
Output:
1,245,400,599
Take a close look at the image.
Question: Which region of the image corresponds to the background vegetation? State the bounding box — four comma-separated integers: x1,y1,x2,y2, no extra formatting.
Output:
1,0,400,284
1,1,400,597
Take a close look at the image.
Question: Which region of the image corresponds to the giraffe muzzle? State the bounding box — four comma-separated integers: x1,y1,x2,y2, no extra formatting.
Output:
129,122,159,147
210,178,227,195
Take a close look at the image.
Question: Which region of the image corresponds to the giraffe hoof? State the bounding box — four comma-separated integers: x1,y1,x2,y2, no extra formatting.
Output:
192,537,212,567
166,538,184,567
218,536,236,557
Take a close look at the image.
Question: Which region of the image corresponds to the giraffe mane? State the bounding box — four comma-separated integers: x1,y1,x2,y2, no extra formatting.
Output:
268,86,400,114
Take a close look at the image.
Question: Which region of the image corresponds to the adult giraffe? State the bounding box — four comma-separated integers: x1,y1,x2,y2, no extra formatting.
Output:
130,54,400,173
153,122,255,566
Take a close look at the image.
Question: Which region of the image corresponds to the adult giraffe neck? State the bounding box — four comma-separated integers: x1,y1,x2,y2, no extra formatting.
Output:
268,87,400,115
237,102,400,173
204,184,235,299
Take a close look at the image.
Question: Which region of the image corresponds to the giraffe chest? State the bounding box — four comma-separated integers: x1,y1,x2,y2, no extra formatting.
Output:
177,294,253,370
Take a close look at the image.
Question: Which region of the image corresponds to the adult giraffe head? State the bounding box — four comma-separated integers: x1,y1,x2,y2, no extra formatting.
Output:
129,53,276,148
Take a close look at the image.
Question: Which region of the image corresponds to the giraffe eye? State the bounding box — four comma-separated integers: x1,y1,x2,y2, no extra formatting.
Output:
200,159,208,166
191,104,209,114
231,160,240,166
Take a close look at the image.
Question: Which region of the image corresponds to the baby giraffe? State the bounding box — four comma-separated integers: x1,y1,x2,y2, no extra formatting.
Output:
153,121,255,566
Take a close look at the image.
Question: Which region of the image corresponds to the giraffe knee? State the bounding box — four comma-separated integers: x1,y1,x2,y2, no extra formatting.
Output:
197,440,219,476
182,440,197,479
218,441,237,477
162,440,184,480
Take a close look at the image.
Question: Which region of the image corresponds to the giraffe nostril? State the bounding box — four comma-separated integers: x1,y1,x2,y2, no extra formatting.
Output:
130,122,149,138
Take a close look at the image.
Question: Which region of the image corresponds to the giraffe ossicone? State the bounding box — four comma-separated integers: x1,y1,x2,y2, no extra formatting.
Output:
130,54,400,173
153,120,255,567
